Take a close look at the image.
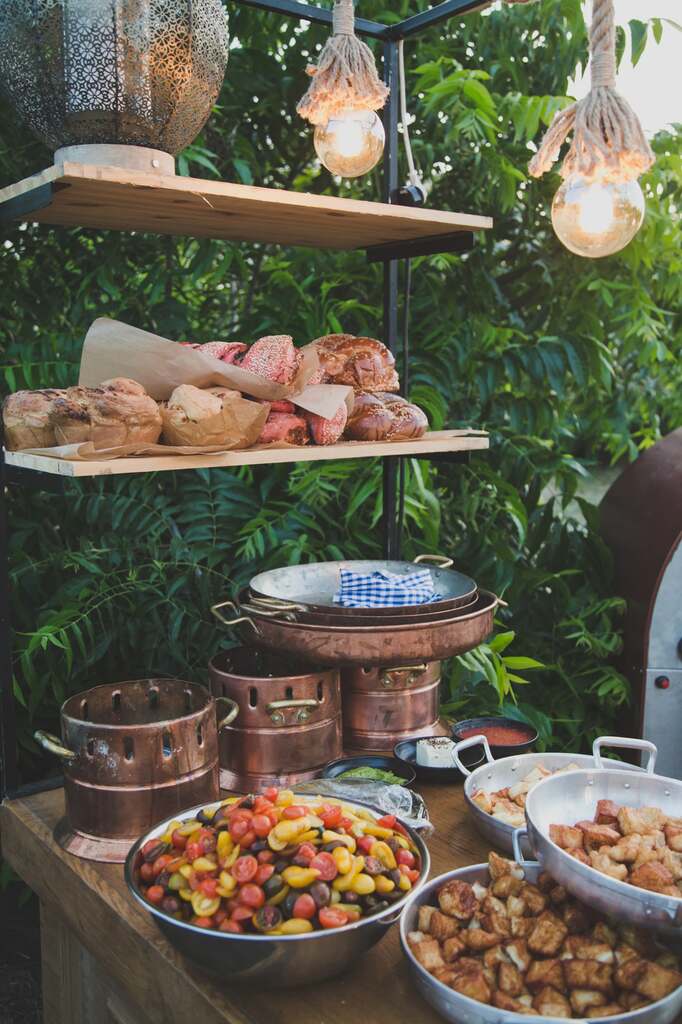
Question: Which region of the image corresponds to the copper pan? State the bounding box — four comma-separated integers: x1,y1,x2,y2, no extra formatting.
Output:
211,591,504,668
248,590,479,627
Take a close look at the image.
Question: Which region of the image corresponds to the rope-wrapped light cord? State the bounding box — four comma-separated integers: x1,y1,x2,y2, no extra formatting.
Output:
297,0,388,126
528,0,654,183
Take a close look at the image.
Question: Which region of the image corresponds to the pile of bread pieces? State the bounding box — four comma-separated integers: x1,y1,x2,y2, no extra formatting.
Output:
408,851,682,1019
2,333,429,451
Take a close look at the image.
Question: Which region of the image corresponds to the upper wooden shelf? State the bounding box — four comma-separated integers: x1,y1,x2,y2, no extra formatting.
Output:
0,162,492,253
5,430,489,479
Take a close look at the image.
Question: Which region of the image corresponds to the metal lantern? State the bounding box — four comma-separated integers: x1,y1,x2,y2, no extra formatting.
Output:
0,0,229,174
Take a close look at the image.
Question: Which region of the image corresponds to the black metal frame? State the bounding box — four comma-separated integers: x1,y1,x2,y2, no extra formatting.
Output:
0,0,485,800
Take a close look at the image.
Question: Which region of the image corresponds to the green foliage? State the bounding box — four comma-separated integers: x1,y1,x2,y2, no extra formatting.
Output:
0,0,680,785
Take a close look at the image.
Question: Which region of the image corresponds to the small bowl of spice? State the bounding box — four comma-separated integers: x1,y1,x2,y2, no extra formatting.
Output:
451,716,538,760
320,755,416,787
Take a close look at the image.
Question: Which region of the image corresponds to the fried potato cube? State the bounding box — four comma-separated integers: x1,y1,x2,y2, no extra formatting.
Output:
528,911,568,956
618,805,667,835
493,991,539,1014
532,985,572,1018
438,879,477,920
660,846,682,881
562,937,614,964
463,928,502,951
409,936,445,972
614,958,646,991
521,883,548,916
595,799,621,826
570,990,607,1013
491,873,523,898
629,860,675,894
664,822,682,852
488,850,524,881
442,935,466,963
635,961,682,1001
550,824,584,851
483,944,510,969
578,821,622,848
507,895,527,917
505,938,532,973
589,849,629,881
491,799,525,827
471,789,493,814
479,912,511,938
428,909,462,942
481,893,507,916
498,960,524,997
526,958,565,992
608,834,643,863
448,962,492,1004
562,903,592,934
564,959,614,994
614,943,639,966
417,906,435,932
510,915,534,937
586,1004,626,1018
567,847,590,865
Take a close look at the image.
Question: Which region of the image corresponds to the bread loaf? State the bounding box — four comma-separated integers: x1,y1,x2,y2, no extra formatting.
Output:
3,389,66,450
345,391,428,442
305,403,348,445
161,384,243,446
241,335,302,385
50,378,162,447
312,334,399,393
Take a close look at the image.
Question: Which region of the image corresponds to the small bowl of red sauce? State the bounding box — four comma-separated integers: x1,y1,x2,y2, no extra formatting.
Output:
451,716,538,759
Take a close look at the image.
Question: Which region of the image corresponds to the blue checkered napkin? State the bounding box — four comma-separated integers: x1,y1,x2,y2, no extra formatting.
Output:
334,568,436,608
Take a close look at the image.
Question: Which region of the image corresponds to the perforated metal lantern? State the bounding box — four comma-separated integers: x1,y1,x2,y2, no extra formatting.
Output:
0,0,229,169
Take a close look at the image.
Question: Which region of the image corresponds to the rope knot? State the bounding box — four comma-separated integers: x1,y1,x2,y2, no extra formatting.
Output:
332,0,355,36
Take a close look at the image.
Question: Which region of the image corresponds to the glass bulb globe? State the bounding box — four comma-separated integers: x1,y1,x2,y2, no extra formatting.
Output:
551,176,645,258
314,108,385,178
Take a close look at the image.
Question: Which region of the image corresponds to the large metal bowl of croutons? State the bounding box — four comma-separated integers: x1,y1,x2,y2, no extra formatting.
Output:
400,850,682,1024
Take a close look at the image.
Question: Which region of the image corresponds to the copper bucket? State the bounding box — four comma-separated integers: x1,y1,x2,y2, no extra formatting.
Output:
34,678,232,863
208,647,343,791
341,662,449,752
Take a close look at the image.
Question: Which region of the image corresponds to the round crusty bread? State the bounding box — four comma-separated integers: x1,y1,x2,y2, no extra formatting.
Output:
3,389,66,450
50,379,162,448
312,334,399,393
345,390,428,442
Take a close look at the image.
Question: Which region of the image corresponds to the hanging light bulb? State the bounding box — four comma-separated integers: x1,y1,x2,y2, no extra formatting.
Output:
314,107,385,178
551,176,645,258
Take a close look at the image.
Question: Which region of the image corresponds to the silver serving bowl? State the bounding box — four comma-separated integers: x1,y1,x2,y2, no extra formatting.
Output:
125,795,430,987
455,734,653,855
400,861,682,1024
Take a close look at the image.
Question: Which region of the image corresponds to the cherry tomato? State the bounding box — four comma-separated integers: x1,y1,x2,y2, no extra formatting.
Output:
230,905,254,924
230,818,252,842
255,863,275,886
142,839,164,858
292,894,316,920
214,908,228,925
239,830,256,849
171,829,187,849
232,855,258,883
394,821,410,839
396,849,416,869
187,870,200,891
192,916,213,929
200,877,219,899
239,883,265,909
263,786,279,802
318,907,348,929
357,836,375,855
152,853,173,876
257,850,275,864
253,796,274,815
146,885,165,905
282,805,307,819
399,865,420,883
295,842,317,863
139,862,156,883
219,919,243,933
228,807,253,823
377,814,397,829
338,817,353,831
252,814,272,838
266,808,279,826
309,852,338,882
185,841,203,862
320,804,342,829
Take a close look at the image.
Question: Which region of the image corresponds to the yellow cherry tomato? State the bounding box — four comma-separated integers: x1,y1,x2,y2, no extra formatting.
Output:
281,866,321,888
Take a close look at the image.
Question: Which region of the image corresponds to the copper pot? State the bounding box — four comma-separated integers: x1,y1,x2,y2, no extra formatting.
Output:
341,662,448,751
34,678,229,863
208,647,343,791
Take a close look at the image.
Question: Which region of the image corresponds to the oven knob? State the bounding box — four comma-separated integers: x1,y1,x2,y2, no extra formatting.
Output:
654,675,671,690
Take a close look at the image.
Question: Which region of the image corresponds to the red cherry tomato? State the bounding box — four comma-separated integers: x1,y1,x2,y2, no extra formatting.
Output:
186,841,203,862
192,916,214,929
377,814,397,829
200,877,219,898
239,883,265,909
338,817,353,831
239,829,256,849
142,839,164,858
393,821,410,839
228,807,253,823
230,905,254,924
266,808,279,826
252,814,272,838
396,849,416,869
309,852,338,881
255,863,275,886
257,850,275,864
214,908,228,925
263,787,279,803
399,864,420,883
171,829,187,849
320,804,342,829
146,885,165,905
229,818,251,842
357,836,374,855
318,907,348,929
139,862,156,883
187,870,200,891
219,919,243,933
152,854,173,876
253,796,274,815
293,894,317,920
232,855,258,884
296,842,317,863
282,805,307,820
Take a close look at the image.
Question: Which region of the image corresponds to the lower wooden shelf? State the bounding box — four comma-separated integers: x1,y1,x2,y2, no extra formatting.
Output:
4,429,489,478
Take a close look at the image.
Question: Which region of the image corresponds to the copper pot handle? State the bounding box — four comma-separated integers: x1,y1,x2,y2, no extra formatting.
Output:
266,698,319,725
210,600,261,634
413,554,454,569
248,596,309,613
239,601,299,623
34,729,76,762
379,663,428,688
215,697,240,730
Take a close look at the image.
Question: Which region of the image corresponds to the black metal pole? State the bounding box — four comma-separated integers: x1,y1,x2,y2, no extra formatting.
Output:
382,40,400,560
387,0,491,40
234,0,388,38
0,443,18,798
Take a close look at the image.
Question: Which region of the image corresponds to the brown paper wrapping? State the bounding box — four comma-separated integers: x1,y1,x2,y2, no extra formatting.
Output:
79,318,353,420
160,395,268,448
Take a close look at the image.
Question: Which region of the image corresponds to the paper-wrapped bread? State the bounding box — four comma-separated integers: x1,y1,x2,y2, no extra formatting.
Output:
3,389,66,450
161,384,267,448
50,378,162,447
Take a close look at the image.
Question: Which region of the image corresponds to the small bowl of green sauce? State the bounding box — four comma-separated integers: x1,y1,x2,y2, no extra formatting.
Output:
319,755,417,787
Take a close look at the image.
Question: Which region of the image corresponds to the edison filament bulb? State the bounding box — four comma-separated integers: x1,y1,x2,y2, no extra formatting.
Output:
314,108,385,178
551,175,645,258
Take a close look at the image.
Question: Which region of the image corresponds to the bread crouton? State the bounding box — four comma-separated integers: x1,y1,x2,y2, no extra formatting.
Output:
471,790,493,814
521,883,548,915
463,928,502,951
505,938,532,973
442,935,466,963
594,799,620,826
629,860,675,894
586,1004,626,1018
561,937,614,964
550,824,584,851
570,989,607,1013
447,962,491,1004
614,958,646,991
491,873,523,898
528,910,568,956
618,805,666,835
635,960,682,1001
577,821,621,848
526,958,564,992
438,879,477,920
664,822,682,853
428,909,462,942
498,960,524,997
532,985,572,1018
563,959,614,994
588,849,629,881
562,903,592,934
480,893,507,917
417,905,435,932
566,847,590,865
479,912,511,938
607,834,643,863
409,935,445,971
493,991,539,1013
510,915,534,937
488,851,523,880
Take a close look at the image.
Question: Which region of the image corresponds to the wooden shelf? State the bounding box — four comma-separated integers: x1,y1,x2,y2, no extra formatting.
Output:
0,162,492,251
5,430,488,479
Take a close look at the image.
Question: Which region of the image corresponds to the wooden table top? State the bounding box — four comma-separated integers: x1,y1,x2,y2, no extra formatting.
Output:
1,784,681,1024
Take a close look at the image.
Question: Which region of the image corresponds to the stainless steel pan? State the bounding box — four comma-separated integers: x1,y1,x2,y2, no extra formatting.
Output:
248,554,478,619
211,590,501,668
454,733,652,855
521,737,682,935
400,860,682,1024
